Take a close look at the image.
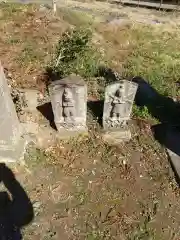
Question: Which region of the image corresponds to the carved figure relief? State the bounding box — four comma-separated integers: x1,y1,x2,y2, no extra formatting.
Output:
62,87,75,122
110,83,126,120
107,83,126,128
103,80,138,130
49,76,87,132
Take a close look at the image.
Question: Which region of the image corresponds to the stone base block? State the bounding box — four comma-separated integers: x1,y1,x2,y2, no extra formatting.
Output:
56,128,88,140
103,129,131,145
0,136,29,163
21,122,88,146
167,148,180,180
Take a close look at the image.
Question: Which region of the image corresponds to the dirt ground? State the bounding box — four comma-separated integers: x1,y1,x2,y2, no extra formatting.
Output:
14,123,180,240
1,2,180,240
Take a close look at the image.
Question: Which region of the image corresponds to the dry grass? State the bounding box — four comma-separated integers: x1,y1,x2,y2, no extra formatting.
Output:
95,22,133,71
0,3,69,88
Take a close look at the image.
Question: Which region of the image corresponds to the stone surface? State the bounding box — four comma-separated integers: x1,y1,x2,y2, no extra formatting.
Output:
51,181,70,203
167,149,180,180
0,63,27,162
18,89,46,124
21,122,58,148
48,75,87,137
103,80,138,130
18,88,49,112
103,127,131,144
103,80,137,143
23,89,40,112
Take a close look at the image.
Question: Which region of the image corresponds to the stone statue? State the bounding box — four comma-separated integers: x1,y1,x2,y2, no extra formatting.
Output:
103,80,138,131
110,82,126,121
62,87,75,122
48,75,87,137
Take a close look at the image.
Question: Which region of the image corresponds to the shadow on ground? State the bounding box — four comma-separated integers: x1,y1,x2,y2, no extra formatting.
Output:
37,102,57,131
132,76,180,183
96,66,125,84
132,76,180,125
0,163,34,239
87,100,104,126
132,76,180,140
45,67,61,82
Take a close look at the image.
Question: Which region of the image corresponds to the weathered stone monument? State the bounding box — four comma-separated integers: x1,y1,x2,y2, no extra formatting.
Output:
0,63,27,162
48,75,87,138
103,80,138,143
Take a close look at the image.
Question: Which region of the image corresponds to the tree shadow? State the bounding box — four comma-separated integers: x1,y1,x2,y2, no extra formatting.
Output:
96,66,125,85
87,100,104,126
132,76,180,182
0,163,34,239
35,67,62,95
45,67,62,82
132,76,180,125
152,124,180,156
36,102,57,131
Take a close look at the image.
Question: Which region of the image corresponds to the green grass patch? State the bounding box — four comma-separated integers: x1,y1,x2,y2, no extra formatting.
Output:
57,8,95,27
122,26,180,98
132,105,159,123
24,144,47,168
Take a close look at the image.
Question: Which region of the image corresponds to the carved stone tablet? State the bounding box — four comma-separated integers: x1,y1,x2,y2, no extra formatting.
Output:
0,63,27,162
103,80,138,130
103,80,138,143
48,75,87,137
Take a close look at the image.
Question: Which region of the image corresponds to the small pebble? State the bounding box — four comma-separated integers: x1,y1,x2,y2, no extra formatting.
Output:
123,160,127,165
92,170,96,175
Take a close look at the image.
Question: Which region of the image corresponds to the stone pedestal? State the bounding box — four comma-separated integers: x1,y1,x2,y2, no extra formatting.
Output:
103,127,131,144
48,75,88,139
103,80,138,144
0,63,27,162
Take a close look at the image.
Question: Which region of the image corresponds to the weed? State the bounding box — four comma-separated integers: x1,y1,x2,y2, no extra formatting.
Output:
133,105,150,119
132,105,158,123
48,28,101,79
24,145,47,168
15,42,46,67
129,215,155,240
128,202,158,240
129,225,155,240
16,45,36,66
86,231,104,240
6,37,21,44
11,88,27,115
